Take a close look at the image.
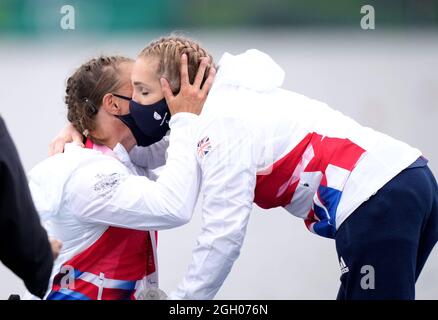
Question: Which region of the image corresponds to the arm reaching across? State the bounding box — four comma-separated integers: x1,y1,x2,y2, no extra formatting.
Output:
48,123,84,156
67,113,201,230
129,137,169,170
170,117,258,299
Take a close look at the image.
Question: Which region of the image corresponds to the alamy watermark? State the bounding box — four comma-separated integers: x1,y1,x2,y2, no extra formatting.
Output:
361,5,375,30
60,5,75,30
340,257,376,290
59,265,75,289
360,265,375,290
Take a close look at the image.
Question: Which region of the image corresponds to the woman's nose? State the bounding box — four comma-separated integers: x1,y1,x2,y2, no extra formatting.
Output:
131,90,140,103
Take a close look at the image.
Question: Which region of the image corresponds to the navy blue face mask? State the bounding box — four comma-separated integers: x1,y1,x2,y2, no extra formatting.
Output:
116,98,171,147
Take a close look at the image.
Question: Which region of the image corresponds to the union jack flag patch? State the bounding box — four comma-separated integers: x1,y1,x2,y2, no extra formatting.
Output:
197,136,211,158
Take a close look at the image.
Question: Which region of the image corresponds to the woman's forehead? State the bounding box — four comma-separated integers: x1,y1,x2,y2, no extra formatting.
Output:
118,60,134,77
132,56,160,80
117,79,133,93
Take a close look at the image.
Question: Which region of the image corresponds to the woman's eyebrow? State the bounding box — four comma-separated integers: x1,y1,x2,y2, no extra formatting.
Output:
133,81,146,86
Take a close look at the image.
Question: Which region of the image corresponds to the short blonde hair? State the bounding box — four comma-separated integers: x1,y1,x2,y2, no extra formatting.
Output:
140,35,215,93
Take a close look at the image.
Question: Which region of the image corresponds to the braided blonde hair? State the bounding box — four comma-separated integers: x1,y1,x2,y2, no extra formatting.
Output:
65,55,133,140
140,35,215,93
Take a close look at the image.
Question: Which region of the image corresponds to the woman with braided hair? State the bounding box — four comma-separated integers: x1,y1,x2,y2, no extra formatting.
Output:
27,53,214,300
52,34,437,300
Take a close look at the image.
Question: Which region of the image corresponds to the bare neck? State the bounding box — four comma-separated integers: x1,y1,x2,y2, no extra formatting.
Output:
96,135,136,153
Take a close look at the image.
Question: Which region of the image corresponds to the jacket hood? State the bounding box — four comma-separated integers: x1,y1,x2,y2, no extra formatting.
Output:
215,49,285,92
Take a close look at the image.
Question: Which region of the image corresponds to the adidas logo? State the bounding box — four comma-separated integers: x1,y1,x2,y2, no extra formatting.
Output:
339,257,349,274
154,112,162,121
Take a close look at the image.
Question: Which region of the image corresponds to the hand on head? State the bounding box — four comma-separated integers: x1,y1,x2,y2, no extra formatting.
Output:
160,54,216,116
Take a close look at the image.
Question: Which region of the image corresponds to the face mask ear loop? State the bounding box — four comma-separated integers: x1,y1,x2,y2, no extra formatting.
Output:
112,93,132,101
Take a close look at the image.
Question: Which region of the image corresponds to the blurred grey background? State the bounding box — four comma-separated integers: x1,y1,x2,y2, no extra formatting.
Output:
0,0,437,299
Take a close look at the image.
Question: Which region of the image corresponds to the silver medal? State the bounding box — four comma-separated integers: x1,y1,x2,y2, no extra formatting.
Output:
136,287,167,300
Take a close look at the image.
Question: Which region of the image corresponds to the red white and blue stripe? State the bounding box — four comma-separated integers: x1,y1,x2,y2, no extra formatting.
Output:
254,132,366,238
197,136,211,158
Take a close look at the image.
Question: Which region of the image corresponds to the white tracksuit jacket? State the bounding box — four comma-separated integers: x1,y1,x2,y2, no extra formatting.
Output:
165,49,422,299
26,114,200,299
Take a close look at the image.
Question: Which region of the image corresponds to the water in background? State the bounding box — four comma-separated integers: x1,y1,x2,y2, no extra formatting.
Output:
0,30,437,299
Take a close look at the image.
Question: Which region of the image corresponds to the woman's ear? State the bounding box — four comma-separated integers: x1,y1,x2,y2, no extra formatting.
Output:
101,93,121,115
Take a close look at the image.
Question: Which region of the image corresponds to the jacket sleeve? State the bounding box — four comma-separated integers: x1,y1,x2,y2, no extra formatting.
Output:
0,117,53,299
128,136,169,170
169,116,258,300
66,113,201,230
